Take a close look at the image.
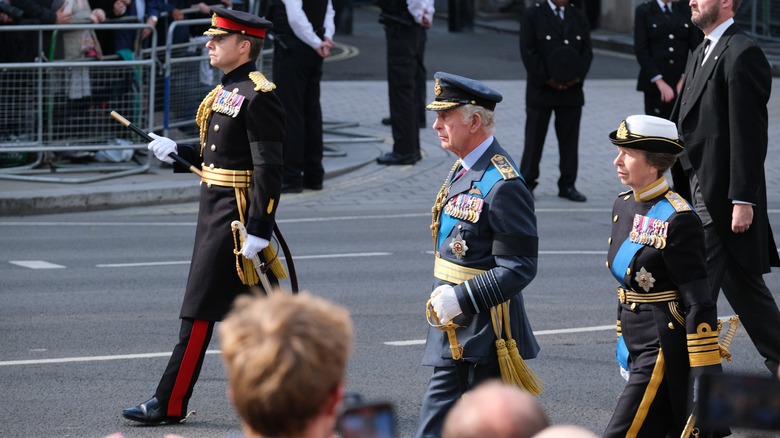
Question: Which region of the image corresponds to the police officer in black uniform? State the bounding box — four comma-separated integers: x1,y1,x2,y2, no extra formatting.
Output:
519,0,592,202
375,0,433,165
605,115,724,437
416,72,540,438
634,0,701,119
121,8,286,424
264,0,335,193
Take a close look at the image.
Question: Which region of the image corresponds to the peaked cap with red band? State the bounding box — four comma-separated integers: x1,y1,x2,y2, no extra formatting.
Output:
203,8,271,39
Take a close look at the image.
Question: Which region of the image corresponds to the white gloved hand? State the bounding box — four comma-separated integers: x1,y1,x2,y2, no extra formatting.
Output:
430,284,462,324
148,133,177,164
241,234,269,259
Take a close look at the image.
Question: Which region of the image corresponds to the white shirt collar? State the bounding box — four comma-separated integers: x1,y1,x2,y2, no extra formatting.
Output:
703,18,734,63
655,0,670,12
460,136,494,170
547,0,562,13
707,17,734,43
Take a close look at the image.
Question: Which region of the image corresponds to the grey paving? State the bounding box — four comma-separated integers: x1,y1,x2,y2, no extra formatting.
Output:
2,8,780,216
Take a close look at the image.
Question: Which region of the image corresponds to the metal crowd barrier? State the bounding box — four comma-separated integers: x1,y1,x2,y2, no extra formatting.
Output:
0,22,156,183
0,23,157,183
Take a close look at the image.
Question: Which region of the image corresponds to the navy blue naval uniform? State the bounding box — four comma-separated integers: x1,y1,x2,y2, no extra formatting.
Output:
604,178,723,437
416,72,540,438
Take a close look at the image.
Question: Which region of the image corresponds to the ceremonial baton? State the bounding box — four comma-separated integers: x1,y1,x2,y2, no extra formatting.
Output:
231,220,275,295
109,110,203,178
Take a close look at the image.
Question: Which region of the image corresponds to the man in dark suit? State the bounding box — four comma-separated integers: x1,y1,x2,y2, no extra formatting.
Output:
634,0,701,119
671,0,780,374
415,72,540,438
519,0,592,202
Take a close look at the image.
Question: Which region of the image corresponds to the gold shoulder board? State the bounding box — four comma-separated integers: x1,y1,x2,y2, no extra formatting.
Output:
665,191,692,212
249,71,276,92
491,154,519,180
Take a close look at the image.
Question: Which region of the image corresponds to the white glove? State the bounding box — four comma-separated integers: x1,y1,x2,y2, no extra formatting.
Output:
430,284,462,324
148,133,177,164
241,234,269,259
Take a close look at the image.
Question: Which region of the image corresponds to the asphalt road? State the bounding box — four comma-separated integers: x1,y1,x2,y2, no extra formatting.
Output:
1,154,777,438
2,6,779,438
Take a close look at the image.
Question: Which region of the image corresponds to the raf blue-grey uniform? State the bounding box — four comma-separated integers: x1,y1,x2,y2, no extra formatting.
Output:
415,72,540,438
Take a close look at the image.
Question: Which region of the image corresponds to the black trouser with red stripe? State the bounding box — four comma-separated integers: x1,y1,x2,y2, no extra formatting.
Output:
154,318,215,418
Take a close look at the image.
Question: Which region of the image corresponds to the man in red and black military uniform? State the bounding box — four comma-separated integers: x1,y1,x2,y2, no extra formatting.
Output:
121,7,286,424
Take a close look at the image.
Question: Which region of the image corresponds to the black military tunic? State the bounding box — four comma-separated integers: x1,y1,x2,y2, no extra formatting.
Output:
176,61,285,321
604,177,722,437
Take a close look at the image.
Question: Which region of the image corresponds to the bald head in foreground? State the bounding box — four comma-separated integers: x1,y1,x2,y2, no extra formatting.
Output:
441,380,549,438
533,425,599,438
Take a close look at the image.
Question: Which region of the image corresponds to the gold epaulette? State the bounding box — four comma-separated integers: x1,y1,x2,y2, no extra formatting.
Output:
249,71,276,92
491,154,519,180
686,322,722,367
665,191,692,212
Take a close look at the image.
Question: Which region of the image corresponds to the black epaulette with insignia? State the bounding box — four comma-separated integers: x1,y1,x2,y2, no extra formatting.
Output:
665,191,692,212
491,154,519,180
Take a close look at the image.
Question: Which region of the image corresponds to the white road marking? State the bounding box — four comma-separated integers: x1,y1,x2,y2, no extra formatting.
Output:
95,252,392,268
97,261,191,268
1,208,779,228
9,260,65,269
0,350,221,367
384,324,617,346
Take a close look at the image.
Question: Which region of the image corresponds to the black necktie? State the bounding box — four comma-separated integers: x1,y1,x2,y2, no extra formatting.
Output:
556,6,564,21
663,4,672,20
701,38,711,65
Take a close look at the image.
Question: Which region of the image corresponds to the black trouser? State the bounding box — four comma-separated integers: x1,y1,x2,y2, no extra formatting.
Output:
520,105,581,191
274,37,325,188
689,175,780,373
643,91,675,120
385,23,427,157
154,318,215,417
415,360,500,438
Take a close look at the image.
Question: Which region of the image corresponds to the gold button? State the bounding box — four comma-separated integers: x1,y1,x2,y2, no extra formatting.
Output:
214,125,220,132
608,237,612,245
210,144,216,151
209,163,215,170
613,215,619,222
207,183,212,188
630,303,637,311
626,268,631,276
605,261,610,268
623,195,630,201
668,322,675,329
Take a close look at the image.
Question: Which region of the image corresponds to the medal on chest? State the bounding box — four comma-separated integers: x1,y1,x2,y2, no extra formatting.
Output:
212,87,245,118
629,214,669,249
444,193,484,223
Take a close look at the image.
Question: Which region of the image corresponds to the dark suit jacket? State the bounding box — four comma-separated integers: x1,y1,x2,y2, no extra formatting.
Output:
520,1,592,108
634,0,701,94
671,23,780,273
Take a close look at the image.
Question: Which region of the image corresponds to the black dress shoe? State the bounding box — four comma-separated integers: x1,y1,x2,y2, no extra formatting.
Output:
376,152,418,165
122,397,184,425
558,187,587,202
281,183,303,194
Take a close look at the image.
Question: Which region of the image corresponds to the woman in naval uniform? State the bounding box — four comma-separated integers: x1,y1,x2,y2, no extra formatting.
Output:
604,114,725,438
